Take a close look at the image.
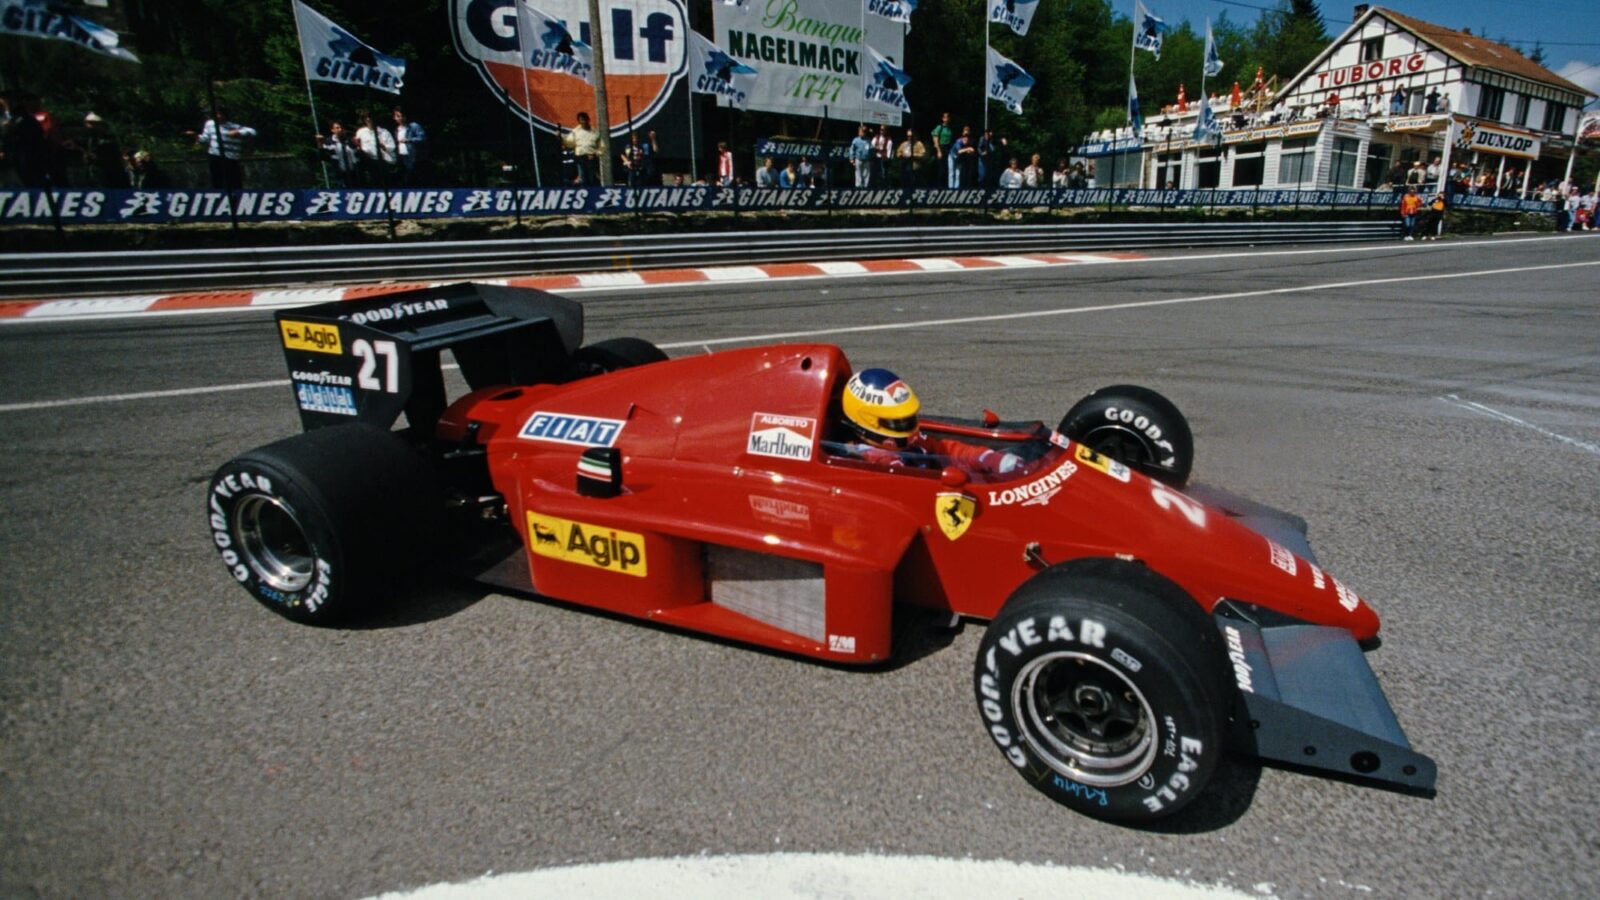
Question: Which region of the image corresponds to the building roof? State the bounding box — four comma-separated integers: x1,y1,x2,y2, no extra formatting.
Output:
1374,7,1594,98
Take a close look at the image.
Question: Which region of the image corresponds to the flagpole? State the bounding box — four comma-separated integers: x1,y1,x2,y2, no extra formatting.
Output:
688,90,699,182
512,0,543,187
289,0,331,189
859,2,868,126
972,10,985,131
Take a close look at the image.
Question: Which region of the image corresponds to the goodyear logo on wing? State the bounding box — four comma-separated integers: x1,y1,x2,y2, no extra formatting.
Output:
519,411,625,447
279,320,342,354
527,511,647,577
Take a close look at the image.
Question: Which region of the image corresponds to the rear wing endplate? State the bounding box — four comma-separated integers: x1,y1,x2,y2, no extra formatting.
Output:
275,283,583,432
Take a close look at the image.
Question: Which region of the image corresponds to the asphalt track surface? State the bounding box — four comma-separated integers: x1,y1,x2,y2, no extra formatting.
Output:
2,233,1598,897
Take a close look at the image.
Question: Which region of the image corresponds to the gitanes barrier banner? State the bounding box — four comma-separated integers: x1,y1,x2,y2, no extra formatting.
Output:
0,186,1555,224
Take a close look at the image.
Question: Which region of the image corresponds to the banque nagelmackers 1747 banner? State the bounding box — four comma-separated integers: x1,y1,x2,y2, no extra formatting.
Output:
714,0,905,125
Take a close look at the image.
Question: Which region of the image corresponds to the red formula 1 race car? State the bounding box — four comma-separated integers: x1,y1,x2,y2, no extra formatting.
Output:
207,284,1436,824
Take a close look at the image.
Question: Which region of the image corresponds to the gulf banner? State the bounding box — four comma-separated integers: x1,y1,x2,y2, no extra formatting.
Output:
712,0,906,125
449,0,688,136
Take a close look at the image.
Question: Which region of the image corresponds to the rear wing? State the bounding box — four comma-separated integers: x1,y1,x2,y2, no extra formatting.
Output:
275,283,583,432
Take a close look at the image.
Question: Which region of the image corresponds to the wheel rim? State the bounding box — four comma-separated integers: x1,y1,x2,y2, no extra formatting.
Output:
1012,651,1157,787
1076,424,1159,471
233,494,314,593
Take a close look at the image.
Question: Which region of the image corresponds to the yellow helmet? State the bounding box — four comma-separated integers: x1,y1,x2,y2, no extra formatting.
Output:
842,368,920,448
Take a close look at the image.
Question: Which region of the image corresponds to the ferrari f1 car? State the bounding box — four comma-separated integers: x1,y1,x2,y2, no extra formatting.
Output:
207,284,1436,824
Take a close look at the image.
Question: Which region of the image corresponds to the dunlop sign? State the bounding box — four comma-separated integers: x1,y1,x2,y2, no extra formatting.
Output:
1464,122,1540,160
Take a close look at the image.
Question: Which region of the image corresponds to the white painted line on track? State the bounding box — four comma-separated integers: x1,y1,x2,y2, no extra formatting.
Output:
4,258,1595,414
816,261,868,275
1440,394,1600,455
365,853,1259,900
576,272,645,288
23,295,163,317
0,378,292,413
700,265,769,281
655,258,1600,349
251,288,346,307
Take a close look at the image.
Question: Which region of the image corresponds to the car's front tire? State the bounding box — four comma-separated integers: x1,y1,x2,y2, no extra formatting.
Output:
1058,385,1193,487
206,424,440,625
974,559,1232,824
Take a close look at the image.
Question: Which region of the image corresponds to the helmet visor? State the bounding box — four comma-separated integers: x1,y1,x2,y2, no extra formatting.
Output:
877,413,919,437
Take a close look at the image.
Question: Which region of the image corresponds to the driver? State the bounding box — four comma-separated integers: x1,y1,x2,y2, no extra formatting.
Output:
840,368,1023,475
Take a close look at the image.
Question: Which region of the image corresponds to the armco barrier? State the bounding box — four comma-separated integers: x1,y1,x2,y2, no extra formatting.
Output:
0,220,1400,299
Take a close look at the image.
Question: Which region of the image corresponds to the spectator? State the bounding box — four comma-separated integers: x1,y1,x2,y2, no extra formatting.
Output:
1052,158,1069,188
895,128,926,187
195,105,255,191
319,120,358,187
1563,189,1580,230
1389,86,1405,115
620,133,642,187
1367,92,1385,118
1085,162,1097,189
952,126,978,189
393,108,426,184
978,128,1001,189
563,112,599,186
998,156,1024,189
558,126,577,184
931,111,954,187
1405,160,1426,188
1576,190,1595,231
715,140,733,186
1425,88,1440,114
639,130,658,185
756,156,778,187
1435,92,1451,114
798,155,815,187
870,124,893,187
80,112,127,187
1386,159,1406,192
848,125,871,188
1399,186,1422,240
1022,153,1043,188
779,159,801,188
126,150,168,189
1419,190,1446,240
1425,156,1440,184
353,110,397,187
1,93,52,187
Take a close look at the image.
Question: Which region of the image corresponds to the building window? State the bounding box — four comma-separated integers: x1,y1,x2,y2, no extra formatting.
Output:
1365,142,1393,189
1196,150,1221,189
1231,142,1267,187
1330,137,1361,187
1155,152,1181,189
1361,36,1384,62
1543,101,1567,133
1277,137,1316,185
1477,85,1505,120
1513,95,1529,127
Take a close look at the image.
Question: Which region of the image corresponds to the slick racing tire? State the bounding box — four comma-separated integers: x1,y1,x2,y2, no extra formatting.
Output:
1058,385,1193,488
206,424,441,626
570,337,668,378
974,558,1233,824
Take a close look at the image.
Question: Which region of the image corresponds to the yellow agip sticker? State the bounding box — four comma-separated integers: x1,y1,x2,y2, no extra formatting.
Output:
279,320,342,355
527,511,648,577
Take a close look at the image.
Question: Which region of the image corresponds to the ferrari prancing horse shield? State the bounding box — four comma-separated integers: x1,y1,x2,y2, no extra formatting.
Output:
936,492,976,541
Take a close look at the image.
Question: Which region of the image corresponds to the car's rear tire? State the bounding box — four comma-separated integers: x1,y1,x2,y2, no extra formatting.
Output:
974,558,1233,824
1058,385,1193,487
570,337,668,377
206,424,440,625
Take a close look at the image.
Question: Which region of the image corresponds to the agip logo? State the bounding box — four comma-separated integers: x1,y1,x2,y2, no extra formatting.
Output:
451,0,688,136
